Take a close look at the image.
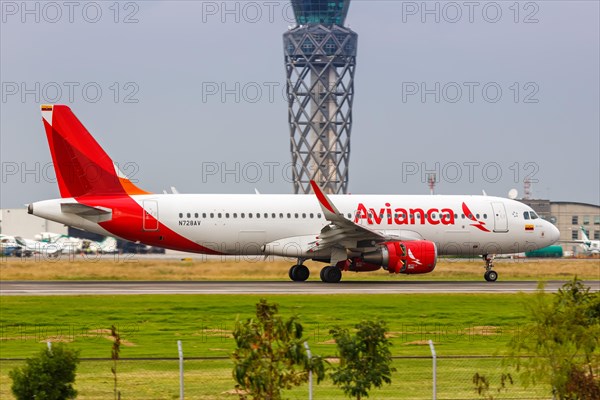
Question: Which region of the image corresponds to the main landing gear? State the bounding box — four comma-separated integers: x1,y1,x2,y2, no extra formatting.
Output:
320,265,342,283
288,260,343,283
289,261,310,282
483,254,498,282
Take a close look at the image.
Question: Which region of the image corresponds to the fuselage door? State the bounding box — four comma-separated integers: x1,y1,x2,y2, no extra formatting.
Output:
491,202,508,233
143,200,159,231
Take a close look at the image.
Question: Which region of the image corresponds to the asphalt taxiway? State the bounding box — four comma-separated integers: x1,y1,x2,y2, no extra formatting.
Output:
1,280,598,295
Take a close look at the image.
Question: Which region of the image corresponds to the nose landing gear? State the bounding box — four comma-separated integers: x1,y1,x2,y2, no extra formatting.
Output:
483,254,498,282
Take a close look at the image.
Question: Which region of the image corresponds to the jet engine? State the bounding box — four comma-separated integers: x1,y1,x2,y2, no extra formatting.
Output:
362,241,437,274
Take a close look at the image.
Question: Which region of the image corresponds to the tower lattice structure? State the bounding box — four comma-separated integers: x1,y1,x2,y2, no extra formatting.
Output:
283,0,357,194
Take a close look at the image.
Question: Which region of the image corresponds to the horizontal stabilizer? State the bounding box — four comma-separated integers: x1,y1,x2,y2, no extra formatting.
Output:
61,203,112,223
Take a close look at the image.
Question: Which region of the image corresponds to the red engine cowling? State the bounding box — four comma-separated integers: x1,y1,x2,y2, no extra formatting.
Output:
362,241,437,274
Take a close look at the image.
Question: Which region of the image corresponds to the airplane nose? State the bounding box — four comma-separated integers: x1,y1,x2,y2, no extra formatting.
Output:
549,224,560,244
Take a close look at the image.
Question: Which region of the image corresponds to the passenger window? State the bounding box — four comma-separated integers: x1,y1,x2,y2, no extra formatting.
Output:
348,213,351,218
233,213,237,218
225,213,230,218
295,213,299,218
476,214,480,219
194,213,199,218
483,214,487,219
264,213,268,218
179,213,183,218
241,213,245,218
218,213,222,218
187,213,191,218
279,213,283,218
256,213,260,218
310,213,314,218
318,213,321,218
210,213,214,218
272,213,276,218
287,213,291,218
302,213,306,218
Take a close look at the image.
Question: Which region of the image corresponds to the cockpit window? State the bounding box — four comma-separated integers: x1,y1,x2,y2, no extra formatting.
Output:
524,211,539,220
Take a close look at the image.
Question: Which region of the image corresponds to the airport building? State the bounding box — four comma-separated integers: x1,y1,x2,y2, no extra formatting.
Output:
0,208,67,239
284,0,357,194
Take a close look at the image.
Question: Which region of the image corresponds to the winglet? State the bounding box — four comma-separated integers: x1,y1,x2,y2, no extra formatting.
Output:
310,180,342,220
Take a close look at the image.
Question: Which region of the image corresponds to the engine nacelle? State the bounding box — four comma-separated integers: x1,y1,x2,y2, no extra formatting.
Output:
362,240,437,274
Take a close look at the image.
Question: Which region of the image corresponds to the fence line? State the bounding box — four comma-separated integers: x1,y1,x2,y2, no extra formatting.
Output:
0,355,562,399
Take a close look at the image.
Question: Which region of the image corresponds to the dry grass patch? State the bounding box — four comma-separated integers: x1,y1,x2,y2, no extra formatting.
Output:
0,256,598,281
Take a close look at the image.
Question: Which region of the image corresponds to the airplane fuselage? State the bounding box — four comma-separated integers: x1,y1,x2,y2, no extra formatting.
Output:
31,193,559,258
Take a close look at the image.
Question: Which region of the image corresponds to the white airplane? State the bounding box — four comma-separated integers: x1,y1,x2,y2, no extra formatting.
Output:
0,234,62,257
576,226,600,255
1,235,23,256
35,232,84,254
29,105,560,282
87,236,119,254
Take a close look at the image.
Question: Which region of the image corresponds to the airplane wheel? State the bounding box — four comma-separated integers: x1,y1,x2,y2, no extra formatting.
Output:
320,267,327,282
295,265,310,281
484,270,498,282
321,266,342,283
289,265,309,282
289,265,299,281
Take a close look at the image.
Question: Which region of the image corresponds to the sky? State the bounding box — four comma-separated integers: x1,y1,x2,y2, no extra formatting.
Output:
1,0,599,208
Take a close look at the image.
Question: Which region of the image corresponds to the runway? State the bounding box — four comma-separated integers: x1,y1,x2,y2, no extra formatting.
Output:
1,280,598,295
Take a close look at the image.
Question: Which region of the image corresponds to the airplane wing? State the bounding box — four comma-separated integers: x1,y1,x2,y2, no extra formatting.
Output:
309,181,417,255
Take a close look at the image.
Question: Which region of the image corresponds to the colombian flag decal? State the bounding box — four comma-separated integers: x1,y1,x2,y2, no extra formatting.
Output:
525,224,534,231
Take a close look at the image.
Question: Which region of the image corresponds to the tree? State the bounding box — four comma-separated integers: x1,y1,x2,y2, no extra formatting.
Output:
508,278,600,399
10,344,80,400
232,299,325,399
330,319,395,400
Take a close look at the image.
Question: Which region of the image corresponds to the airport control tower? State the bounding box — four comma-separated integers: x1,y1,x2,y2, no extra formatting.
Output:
284,0,357,194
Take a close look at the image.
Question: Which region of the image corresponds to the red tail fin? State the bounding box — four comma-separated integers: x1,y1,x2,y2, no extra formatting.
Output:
41,105,149,198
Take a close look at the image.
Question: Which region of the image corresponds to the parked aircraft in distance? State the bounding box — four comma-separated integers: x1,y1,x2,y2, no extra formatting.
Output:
87,236,119,254
569,226,600,255
36,232,118,254
29,105,560,282
1,235,23,257
0,234,61,257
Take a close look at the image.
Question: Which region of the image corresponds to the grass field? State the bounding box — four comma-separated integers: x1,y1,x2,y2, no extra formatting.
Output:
0,357,550,399
0,294,535,358
0,293,561,399
1,256,598,281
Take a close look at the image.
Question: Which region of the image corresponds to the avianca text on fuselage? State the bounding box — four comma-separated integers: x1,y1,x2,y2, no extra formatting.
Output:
354,202,456,225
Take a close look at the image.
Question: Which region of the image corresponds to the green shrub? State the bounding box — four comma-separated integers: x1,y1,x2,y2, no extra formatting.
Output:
10,344,80,400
